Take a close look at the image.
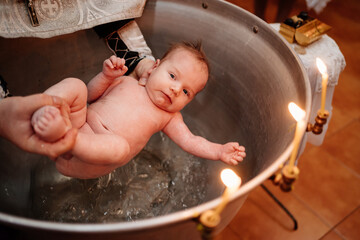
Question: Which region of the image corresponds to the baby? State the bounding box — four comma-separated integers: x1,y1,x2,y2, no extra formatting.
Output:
31,42,246,179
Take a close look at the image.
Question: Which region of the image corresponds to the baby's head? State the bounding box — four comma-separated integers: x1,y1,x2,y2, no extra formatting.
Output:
144,41,210,113
161,41,210,77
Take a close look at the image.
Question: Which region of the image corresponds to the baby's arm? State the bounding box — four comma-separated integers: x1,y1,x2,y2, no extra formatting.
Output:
162,113,246,165
87,56,128,103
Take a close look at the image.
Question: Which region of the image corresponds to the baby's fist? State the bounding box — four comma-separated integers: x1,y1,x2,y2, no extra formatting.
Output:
103,56,128,78
219,142,246,165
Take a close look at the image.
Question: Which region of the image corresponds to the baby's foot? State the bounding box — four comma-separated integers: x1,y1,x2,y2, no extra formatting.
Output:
31,106,69,142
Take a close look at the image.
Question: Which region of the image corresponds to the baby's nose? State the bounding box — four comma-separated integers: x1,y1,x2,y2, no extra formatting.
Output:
170,83,181,96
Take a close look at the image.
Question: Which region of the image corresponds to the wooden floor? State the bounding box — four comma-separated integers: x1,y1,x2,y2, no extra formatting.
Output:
215,0,360,239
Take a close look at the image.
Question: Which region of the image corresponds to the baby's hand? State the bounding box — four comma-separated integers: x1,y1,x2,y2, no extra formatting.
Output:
102,55,128,79
219,142,246,165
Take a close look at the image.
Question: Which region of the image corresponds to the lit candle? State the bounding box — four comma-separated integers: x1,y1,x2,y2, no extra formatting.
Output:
316,58,328,115
214,169,241,215
288,102,306,170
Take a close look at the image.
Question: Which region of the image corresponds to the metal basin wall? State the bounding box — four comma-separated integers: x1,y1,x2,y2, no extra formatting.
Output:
0,0,311,239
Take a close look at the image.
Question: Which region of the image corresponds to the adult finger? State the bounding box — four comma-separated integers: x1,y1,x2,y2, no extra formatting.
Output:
30,128,78,158
48,95,72,131
47,128,78,158
17,94,54,113
20,94,70,116
52,95,71,118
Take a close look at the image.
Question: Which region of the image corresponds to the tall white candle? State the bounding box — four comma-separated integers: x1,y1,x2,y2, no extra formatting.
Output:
316,58,328,115
288,102,306,170
214,169,241,215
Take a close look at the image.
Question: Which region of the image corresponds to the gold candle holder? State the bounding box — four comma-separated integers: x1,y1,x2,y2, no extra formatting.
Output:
199,210,221,229
307,110,329,135
280,165,300,192
197,209,221,240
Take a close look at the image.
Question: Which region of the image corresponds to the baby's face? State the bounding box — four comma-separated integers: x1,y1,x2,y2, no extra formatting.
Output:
145,48,208,113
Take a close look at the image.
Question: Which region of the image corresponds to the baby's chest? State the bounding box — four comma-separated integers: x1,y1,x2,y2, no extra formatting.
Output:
99,86,171,135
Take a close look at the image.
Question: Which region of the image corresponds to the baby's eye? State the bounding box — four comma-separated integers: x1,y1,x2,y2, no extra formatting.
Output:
169,73,175,79
183,89,189,95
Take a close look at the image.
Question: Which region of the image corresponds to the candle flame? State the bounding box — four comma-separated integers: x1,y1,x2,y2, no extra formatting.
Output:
220,169,241,189
288,102,306,122
316,58,327,75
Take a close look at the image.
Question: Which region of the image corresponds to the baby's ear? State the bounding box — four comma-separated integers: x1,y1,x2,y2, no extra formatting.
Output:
146,59,160,75
139,59,160,86
150,59,160,71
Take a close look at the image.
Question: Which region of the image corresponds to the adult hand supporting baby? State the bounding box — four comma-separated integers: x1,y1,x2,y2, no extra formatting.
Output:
128,58,156,85
0,94,77,158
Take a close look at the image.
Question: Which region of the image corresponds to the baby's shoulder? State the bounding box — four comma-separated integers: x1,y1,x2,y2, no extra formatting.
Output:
117,75,138,84
109,76,145,96
110,75,139,89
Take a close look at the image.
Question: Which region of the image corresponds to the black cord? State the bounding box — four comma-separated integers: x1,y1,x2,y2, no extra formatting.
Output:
260,183,298,230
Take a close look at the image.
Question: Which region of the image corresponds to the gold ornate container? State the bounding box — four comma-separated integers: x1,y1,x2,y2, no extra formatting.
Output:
279,12,331,46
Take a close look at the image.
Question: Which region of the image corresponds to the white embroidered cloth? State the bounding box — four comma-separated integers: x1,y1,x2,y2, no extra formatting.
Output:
305,0,332,14
0,0,146,39
271,23,345,92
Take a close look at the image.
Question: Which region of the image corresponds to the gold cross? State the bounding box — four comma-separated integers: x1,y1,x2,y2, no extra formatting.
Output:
26,0,40,27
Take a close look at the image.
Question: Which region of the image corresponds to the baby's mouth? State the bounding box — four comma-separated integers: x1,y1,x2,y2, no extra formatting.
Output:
162,92,172,104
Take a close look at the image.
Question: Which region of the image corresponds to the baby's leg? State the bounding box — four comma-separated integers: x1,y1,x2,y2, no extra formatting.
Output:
32,78,88,142
56,125,130,178
42,78,88,129
56,155,118,179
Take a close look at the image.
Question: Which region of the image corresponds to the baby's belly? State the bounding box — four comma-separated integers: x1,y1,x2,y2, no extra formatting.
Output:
85,107,153,158
85,108,111,134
